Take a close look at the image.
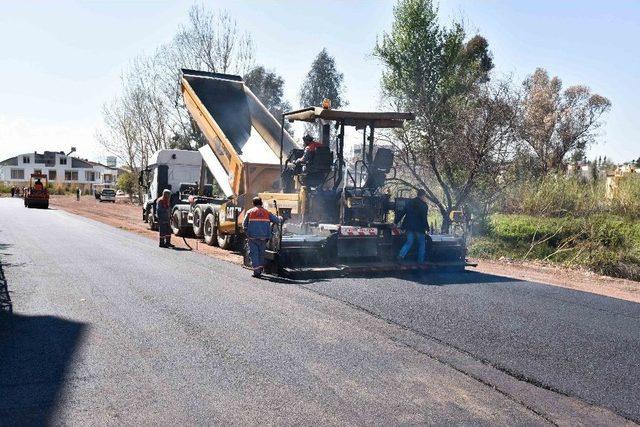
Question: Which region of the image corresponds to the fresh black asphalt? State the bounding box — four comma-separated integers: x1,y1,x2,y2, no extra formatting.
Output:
302,272,640,421
0,198,638,424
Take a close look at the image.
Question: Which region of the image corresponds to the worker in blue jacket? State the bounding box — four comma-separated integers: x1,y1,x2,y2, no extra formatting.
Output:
396,189,430,263
242,197,281,278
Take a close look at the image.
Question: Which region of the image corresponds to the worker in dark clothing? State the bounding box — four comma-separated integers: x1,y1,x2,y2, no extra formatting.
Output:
157,189,174,248
242,197,281,278
396,189,430,263
295,134,322,165
76,187,80,201
10,187,14,197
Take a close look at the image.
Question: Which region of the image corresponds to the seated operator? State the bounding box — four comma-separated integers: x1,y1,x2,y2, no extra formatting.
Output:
34,179,44,191
295,134,322,165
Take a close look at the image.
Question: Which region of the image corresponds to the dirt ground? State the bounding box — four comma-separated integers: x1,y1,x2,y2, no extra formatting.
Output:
50,195,640,303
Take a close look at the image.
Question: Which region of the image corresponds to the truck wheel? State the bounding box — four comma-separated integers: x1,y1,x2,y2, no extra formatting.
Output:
217,234,233,250
192,206,205,237
203,213,217,246
171,211,184,236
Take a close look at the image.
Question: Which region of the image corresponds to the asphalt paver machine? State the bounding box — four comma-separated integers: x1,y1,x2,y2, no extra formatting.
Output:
258,105,471,277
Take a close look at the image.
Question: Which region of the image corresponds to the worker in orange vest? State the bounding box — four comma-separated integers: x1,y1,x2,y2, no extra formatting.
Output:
242,197,281,278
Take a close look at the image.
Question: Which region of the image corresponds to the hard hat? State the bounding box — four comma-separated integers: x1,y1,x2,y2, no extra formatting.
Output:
303,134,313,143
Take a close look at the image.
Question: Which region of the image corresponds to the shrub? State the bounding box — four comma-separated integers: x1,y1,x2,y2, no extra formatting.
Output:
53,184,67,195
609,174,640,218
501,176,604,217
471,213,640,281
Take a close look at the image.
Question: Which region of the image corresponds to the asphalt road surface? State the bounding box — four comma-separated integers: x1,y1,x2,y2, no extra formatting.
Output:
0,198,638,425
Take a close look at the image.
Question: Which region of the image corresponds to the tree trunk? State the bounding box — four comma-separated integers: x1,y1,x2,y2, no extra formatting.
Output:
439,207,451,234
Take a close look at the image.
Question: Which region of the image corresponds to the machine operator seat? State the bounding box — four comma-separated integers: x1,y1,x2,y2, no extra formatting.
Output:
363,147,394,190
300,146,333,188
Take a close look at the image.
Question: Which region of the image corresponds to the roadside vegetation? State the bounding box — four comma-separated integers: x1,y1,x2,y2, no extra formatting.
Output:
470,175,640,280
0,182,83,196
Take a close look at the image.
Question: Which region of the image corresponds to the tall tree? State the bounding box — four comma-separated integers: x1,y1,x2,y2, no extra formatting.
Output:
374,0,516,231
97,4,255,179
174,4,254,75
96,96,141,173
519,68,611,174
299,48,346,109
244,65,292,129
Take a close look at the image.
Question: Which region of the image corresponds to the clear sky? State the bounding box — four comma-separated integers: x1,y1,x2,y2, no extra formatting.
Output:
0,0,638,163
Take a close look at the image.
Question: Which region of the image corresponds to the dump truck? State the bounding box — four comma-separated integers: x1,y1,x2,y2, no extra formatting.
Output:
24,173,49,209
181,68,471,276
179,69,298,249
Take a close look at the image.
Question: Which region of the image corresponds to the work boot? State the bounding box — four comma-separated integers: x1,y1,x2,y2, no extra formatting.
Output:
165,239,175,248
159,239,166,248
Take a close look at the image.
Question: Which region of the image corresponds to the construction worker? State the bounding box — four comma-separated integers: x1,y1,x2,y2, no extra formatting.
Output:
396,189,430,263
33,179,43,192
295,134,322,165
242,197,281,278
157,189,174,248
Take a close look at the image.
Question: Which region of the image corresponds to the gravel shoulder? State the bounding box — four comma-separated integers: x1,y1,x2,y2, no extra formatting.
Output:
50,195,640,303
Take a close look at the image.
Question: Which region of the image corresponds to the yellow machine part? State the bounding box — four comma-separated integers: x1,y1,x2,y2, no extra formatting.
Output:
258,192,301,216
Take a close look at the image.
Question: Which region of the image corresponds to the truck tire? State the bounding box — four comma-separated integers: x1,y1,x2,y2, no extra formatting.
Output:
192,206,205,238
203,213,217,246
171,211,184,236
217,233,233,250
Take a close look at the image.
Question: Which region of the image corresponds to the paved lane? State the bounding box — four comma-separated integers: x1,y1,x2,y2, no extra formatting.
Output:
302,271,640,422
0,198,636,424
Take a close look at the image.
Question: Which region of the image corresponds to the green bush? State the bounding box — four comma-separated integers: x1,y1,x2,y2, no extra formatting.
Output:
471,213,640,281
501,176,605,217
501,175,640,219
609,174,640,218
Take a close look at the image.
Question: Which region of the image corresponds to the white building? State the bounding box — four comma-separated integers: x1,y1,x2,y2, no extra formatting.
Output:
0,151,120,191
567,161,593,180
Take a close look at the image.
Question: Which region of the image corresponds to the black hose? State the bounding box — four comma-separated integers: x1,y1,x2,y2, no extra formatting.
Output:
181,236,193,251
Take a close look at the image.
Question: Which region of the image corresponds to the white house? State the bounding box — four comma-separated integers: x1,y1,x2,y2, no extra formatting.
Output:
0,150,120,191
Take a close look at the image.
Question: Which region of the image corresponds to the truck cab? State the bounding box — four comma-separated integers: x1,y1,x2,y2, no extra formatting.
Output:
139,149,202,230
